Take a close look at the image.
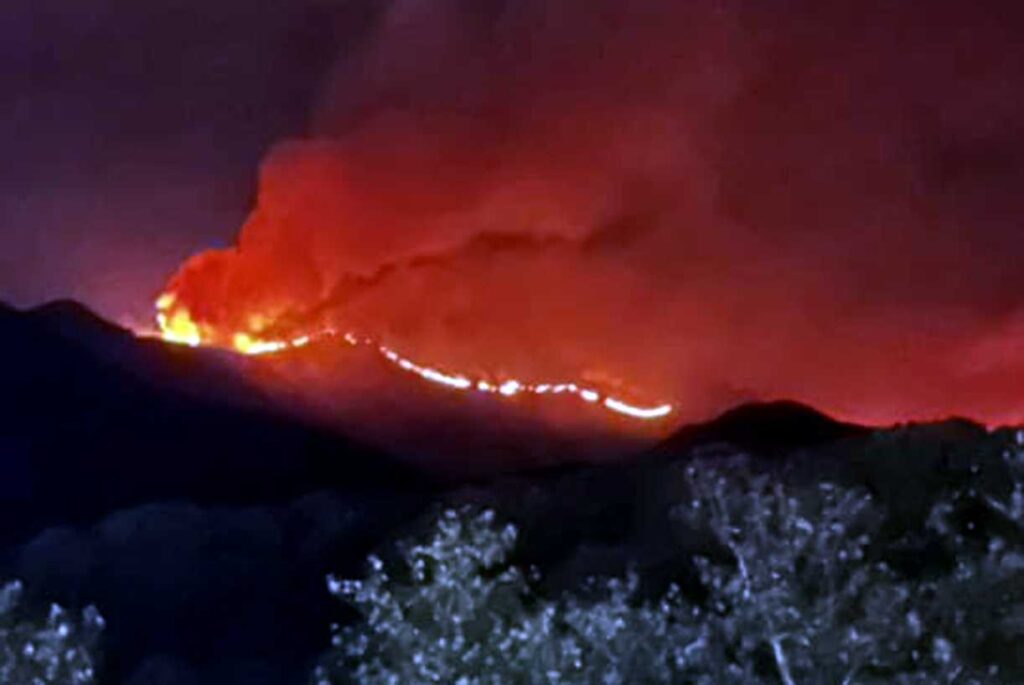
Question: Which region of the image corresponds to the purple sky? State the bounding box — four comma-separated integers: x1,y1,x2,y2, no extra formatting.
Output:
0,0,379,323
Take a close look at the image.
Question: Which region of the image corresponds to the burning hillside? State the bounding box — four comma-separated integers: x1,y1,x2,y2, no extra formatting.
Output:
153,291,673,422
151,0,1024,430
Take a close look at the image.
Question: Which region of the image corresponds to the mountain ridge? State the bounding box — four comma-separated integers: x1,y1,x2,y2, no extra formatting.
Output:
0,298,1000,535
0,299,432,545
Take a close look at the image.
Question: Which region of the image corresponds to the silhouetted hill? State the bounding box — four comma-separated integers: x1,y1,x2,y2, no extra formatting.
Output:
0,300,432,545
23,299,291,412
649,399,871,458
26,299,127,341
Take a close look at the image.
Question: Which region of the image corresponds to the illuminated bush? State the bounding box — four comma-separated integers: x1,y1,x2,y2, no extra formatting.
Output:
0,580,103,684
312,452,1024,683
311,508,704,684
677,460,973,683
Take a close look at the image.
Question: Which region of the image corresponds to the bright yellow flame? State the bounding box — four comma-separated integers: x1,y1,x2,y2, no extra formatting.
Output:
155,292,177,311
155,307,202,348
232,333,288,356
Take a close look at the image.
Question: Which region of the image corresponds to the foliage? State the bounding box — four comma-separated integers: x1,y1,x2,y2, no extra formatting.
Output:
0,580,103,685
314,437,1024,684
312,508,702,684
920,429,1024,681
678,461,971,684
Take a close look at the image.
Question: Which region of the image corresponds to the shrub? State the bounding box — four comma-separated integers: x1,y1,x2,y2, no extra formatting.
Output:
312,508,704,684
678,460,970,683
315,449,1024,684
0,580,103,684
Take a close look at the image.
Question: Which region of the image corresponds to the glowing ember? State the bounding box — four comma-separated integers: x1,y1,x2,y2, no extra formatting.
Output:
152,295,673,421
498,380,522,397
602,397,672,419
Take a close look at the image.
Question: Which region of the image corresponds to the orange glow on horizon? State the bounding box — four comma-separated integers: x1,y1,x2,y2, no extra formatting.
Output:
151,293,674,422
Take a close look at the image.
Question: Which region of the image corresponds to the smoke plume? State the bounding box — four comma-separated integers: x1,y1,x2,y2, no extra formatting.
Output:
161,0,1024,426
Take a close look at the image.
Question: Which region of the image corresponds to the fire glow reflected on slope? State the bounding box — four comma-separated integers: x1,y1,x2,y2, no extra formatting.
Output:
152,294,673,421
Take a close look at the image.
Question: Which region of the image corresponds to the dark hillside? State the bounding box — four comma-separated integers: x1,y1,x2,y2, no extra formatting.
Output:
649,399,871,458
0,301,430,544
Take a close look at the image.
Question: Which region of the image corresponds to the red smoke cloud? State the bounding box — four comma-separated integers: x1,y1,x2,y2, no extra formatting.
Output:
159,0,1024,429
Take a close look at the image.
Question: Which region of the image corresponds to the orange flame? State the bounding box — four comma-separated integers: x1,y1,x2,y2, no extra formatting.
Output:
152,293,673,421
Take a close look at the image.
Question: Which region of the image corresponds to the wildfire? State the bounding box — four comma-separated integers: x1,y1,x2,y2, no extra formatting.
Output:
152,294,673,421
154,293,202,347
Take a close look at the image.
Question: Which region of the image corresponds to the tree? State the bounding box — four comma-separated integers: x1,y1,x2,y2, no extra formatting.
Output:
679,458,971,684
312,508,701,684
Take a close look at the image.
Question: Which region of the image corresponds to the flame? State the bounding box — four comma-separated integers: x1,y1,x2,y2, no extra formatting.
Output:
233,333,288,356
154,293,202,347
152,293,673,421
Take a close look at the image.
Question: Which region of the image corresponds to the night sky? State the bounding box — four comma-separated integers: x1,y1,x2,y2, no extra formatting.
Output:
4,0,1024,425
0,0,380,322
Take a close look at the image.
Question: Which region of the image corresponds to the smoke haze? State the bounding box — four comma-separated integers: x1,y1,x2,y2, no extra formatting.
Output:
151,0,1024,425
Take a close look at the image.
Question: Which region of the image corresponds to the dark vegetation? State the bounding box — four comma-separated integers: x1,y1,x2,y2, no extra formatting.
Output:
0,301,1019,683
0,301,429,539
